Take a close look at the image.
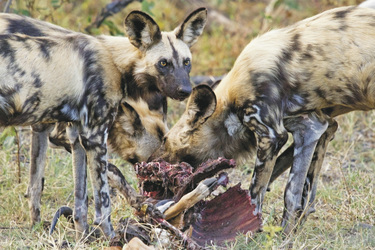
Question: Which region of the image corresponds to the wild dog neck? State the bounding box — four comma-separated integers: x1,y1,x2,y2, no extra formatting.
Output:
100,35,166,114
99,36,141,75
209,74,257,163
199,107,255,164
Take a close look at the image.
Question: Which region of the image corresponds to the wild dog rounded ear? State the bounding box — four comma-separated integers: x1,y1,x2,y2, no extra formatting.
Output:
186,84,216,127
119,101,143,135
124,11,162,51
175,7,208,47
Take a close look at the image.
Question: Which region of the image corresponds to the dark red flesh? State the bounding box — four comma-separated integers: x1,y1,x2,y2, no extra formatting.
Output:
192,184,262,246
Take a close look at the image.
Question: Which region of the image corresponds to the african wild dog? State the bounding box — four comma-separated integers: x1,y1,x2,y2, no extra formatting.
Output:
0,8,207,239
0,13,169,226
152,6,375,234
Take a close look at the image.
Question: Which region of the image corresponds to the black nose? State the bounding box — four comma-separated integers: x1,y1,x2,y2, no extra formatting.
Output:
177,85,192,100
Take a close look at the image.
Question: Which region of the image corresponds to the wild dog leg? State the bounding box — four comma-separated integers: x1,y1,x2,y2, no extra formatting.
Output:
299,119,338,223
269,120,336,185
268,119,337,226
66,125,89,239
249,132,287,215
80,124,114,239
269,144,295,185
245,104,289,216
27,123,54,225
49,125,147,225
282,112,328,235
107,163,144,207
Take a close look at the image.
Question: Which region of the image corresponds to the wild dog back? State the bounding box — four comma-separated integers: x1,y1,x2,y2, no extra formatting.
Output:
153,6,375,234
0,13,72,36
225,6,375,116
0,33,120,127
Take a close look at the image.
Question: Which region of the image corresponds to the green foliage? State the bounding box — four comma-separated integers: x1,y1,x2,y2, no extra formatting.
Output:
51,0,61,9
141,0,155,16
262,225,283,249
284,0,299,10
0,127,17,149
102,20,124,36
272,0,299,10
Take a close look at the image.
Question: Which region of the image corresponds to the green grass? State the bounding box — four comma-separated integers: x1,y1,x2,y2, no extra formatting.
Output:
1,0,374,249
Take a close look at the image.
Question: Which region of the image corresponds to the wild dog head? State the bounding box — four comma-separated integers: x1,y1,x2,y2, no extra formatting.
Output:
151,85,257,167
125,8,207,101
108,99,168,164
151,85,216,166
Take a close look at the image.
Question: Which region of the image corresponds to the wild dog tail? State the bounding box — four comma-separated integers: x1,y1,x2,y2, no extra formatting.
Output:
49,206,73,235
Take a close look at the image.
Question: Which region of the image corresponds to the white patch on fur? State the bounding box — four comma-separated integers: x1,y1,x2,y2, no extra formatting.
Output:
66,125,79,144
251,172,256,185
80,105,88,126
251,196,262,216
286,94,305,113
255,158,264,166
244,105,261,123
141,28,153,46
244,105,277,139
182,28,195,45
103,127,108,143
288,172,295,183
61,104,79,120
224,112,242,136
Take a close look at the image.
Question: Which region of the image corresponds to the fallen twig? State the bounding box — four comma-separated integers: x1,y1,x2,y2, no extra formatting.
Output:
3,0,12,13
85,0,141,34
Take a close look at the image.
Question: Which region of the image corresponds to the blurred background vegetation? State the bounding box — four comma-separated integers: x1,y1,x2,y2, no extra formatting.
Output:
0,0,374,249
0,0,365,77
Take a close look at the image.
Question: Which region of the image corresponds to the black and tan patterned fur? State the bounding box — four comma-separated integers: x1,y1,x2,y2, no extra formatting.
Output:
153,6,375,235
0,8,207,239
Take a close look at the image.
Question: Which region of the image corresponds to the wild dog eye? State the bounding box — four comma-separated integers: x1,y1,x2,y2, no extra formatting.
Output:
159,59,167,67
184,59,190,66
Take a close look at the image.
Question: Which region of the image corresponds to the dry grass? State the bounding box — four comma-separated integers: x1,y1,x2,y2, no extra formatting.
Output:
1,0,374,249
